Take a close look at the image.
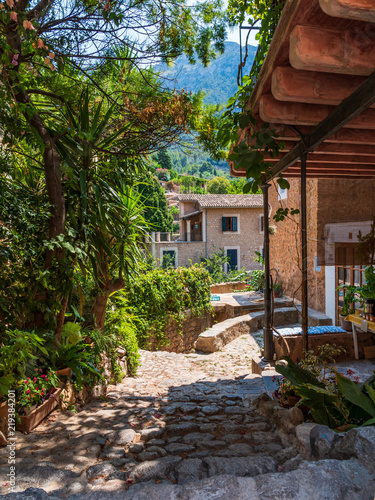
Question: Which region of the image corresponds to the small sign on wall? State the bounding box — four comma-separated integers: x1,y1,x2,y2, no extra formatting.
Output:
315,256,321,273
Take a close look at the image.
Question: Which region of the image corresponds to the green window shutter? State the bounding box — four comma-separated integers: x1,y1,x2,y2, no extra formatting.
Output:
232,217,238,232
222,217,227,231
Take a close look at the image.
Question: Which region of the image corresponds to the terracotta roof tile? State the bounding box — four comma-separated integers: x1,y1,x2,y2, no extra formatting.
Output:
177,194,263,208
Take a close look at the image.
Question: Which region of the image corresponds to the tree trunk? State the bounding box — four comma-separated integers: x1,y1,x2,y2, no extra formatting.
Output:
91,277,125,331
5,18,67,339
91,294,110,331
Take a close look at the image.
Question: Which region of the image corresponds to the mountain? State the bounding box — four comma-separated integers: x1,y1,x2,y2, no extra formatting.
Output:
156,42,257,105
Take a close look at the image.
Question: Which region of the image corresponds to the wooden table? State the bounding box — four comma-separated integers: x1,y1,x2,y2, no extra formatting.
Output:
346,311,375,360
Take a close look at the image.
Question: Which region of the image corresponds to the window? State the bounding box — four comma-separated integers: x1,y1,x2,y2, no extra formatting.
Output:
162,250,176,268
222,216,238,232
224,246,240,272
335,244,365,323
226,249,238,271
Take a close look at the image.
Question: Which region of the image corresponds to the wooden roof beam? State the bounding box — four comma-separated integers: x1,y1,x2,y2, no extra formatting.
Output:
268,69,375,180
263,153,375,164
230,166,375,178
250,119,375,144
260,94,375,129
319,0,375,23
283,172,375,178
273,141,375,156
272,66,368,106
266,161,375,170
290,25,375,76
294,165,375,172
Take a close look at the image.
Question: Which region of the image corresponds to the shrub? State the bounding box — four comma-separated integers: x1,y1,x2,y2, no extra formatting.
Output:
121,264,212,349
105,301,140,376
201,247,250,284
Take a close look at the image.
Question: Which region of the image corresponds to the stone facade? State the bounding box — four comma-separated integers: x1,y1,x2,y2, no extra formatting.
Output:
154,201,264,270
205,207,264,271
268,178,375,316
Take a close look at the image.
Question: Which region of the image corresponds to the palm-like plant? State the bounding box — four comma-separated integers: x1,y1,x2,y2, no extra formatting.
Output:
56,90,149,330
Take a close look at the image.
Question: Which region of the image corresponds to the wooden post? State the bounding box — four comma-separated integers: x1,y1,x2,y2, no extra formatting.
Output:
261,181,274,360
301,153,309,356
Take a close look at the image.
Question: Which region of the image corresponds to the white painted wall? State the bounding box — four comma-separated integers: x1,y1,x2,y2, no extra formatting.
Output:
325,266,336,324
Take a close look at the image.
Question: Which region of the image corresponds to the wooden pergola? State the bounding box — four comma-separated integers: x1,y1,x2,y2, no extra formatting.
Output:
231,0,375,360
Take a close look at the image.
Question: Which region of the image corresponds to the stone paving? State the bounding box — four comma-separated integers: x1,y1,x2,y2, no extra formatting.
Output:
0,332,291,497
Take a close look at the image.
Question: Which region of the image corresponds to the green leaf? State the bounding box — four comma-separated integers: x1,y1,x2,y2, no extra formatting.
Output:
276,356,325,388
365,384,375,405
336,372,375,417
362,417,375,426
277,177,290,190
243,182,251,194
239,113,251,129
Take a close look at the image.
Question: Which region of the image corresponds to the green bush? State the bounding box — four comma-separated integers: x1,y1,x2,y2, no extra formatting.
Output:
105,302,140,376
122,264,212,349
0,329,47,395
201,247,250,284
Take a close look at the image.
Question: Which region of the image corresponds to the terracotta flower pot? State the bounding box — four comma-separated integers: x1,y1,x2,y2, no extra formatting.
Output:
55,368,73,378
287,395,300,407
0,401,8,419
16,388,62,433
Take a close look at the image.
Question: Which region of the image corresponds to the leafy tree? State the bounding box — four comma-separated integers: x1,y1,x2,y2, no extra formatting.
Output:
155,149,173,171
138,174,174,233
207,176,231,194
199,161,213,175
217,0,289,195
0,0,227,336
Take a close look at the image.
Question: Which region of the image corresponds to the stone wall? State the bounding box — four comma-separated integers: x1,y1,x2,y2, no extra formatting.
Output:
154,206,264,270
155,241,206,267
268,178,375,316
148,309,212,353
269,179,322,311
206,207,264,271
210,281,248,293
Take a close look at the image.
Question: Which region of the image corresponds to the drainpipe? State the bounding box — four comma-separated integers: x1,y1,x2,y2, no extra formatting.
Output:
205,208,208,257
261,180,274,361
151,232,156,259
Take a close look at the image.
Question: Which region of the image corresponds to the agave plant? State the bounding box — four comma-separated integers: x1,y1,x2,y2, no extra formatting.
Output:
276,356,375,429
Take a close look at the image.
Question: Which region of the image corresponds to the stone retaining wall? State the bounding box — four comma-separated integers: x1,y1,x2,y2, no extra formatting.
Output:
59,349,128,410
210,282,248,294
196,308,300,353
148,310,213,353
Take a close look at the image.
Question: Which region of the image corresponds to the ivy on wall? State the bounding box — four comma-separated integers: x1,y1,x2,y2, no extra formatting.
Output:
123,265,212,349
218,0,288,195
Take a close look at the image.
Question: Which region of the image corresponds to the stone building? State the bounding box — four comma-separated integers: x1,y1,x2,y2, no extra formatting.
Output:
269,178,375,325
150,194,264,272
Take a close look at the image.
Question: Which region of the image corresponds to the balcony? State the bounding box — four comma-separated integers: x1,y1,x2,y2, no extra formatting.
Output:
150,231,203,243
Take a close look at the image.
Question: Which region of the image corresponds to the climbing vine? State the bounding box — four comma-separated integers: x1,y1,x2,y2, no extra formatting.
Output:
122,265,212,349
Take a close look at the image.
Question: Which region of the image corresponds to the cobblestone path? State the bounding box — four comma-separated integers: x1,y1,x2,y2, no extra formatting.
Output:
0,332,294,498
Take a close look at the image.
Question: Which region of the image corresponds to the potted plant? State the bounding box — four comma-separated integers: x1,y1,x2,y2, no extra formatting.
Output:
272,375,299,407
357,266,375,320
16,368,61,433
336,284,357,331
